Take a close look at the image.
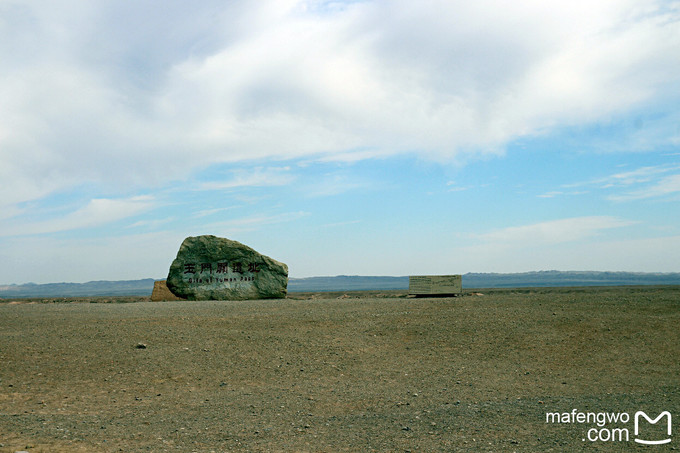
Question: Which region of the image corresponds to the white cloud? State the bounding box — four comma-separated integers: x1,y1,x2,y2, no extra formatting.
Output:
126,217,176,229
0,196,155,237
563,164,680,201
201,211,310,234
303,171,374,197
609,173,680,201
321,219,362,228
197,167,296,191
193,207,242,218
537,191,564,198
1,0,678,208
537,190,589,198
596,165,680,188
477,216,636,245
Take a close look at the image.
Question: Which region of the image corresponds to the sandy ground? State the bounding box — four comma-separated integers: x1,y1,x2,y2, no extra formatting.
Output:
0,287,678,452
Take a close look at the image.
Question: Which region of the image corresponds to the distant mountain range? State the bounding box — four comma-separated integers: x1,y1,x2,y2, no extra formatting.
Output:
289,271,680,291
0,279,158,298
1,271,679,298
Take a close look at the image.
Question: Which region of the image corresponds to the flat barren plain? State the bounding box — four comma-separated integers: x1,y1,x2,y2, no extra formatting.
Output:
1,286,678,452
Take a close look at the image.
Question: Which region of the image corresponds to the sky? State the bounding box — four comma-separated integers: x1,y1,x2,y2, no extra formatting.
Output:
1,0,679,284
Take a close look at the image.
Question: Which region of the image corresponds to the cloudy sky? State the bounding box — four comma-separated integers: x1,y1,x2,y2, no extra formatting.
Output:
1,0,679,284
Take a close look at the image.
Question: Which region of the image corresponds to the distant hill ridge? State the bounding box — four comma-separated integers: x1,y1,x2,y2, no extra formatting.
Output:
1,271,679,297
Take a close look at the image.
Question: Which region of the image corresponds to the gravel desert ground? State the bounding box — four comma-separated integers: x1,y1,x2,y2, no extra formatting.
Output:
1,287,678,452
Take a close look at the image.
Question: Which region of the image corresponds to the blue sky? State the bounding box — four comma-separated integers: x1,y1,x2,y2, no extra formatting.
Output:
1,0,679,283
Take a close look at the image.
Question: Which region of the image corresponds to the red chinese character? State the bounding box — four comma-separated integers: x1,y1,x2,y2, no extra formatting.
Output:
184,263,196,274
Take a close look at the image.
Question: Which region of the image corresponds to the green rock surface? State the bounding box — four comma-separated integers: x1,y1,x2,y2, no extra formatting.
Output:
166,235,288,300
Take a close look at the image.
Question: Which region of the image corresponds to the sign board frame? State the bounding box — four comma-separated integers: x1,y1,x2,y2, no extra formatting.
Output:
408,275,462,296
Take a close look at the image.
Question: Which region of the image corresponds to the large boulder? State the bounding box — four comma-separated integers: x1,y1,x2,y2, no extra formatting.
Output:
166,235,288,300
151,280,186,301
